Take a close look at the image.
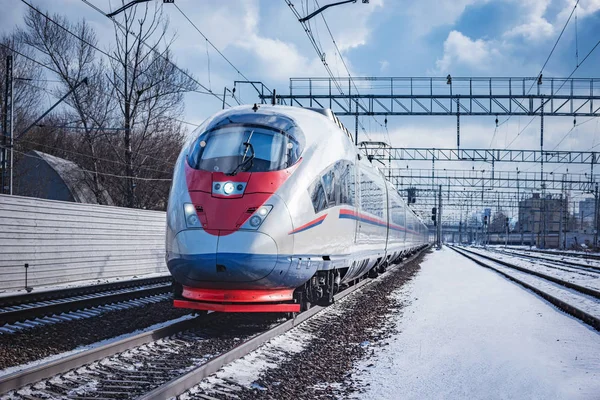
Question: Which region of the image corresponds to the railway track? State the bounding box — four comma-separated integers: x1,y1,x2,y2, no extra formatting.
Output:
507,247,600,262
450,246,600,331
499,248,600,272
0,276,173,332
488,248,600,278
0,245,428,399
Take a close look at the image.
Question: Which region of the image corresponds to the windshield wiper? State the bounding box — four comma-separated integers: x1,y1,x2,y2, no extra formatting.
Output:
229,142,255,176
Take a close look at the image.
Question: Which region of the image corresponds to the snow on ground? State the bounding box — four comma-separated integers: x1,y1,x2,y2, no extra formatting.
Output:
467,248,600,292
351,247,600,400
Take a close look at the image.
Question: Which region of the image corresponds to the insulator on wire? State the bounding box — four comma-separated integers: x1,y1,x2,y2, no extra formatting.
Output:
495,116,498,127
573,118,576,126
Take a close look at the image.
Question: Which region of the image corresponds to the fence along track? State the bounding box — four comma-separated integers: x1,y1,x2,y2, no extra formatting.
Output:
0,194,167,291
1,245,429,399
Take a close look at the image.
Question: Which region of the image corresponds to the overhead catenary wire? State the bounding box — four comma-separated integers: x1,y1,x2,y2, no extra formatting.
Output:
75,0,230,107
284,0,371,139
11,147,172,181
0,132,176,174
0,41,201,131
502,0,580,151
313,0,388,144
172,3,260,91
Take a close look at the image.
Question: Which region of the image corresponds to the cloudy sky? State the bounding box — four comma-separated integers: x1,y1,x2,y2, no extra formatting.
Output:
1,0,600,181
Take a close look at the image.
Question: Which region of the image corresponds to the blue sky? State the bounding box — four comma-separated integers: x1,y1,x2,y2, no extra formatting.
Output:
1,0,600,177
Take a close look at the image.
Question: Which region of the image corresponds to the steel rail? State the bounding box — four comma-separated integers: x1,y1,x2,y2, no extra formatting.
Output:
137,244,429,400
0,315,200,394
449,246,600,331
455,246,600,299
0,244,429,397
506,247,600,264
0,276,172,308
0,280,173,325
494,249,600,273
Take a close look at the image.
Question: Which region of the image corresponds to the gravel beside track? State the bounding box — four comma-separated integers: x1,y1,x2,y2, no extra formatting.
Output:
193,249,427,400
0,299,193,371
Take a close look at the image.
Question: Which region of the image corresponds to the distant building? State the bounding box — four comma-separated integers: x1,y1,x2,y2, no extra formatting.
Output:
14,150,113,205
518,193,566,247
579,198,596,230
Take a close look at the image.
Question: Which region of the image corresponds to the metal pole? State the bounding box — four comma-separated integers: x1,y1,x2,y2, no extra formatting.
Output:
1,55,11,195
9,69,13,195
559,194,564,250
354,99,358,146
437,185,442,249
456,98,460,148
595,183,599,248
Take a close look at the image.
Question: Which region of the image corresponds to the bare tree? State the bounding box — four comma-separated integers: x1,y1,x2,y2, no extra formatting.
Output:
0,33,46,141
9,4,195,209
18,9,116,204
108,2,196,207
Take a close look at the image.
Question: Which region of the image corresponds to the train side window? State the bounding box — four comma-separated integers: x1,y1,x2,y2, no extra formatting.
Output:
309,180,328,213
322,170,336,206
340,163,355,206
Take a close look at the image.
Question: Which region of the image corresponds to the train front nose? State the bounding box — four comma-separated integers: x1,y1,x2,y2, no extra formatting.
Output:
167,229,282,287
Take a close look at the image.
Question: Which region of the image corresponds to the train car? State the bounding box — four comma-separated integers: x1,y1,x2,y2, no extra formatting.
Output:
165,105,429,313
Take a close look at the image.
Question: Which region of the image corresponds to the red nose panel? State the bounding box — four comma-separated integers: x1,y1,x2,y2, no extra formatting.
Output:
185,160,300,236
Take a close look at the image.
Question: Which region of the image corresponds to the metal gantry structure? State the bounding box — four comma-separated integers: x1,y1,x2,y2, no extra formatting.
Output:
384,168,598,192
363,147,600,165
255,76,599,248
268,77,600,117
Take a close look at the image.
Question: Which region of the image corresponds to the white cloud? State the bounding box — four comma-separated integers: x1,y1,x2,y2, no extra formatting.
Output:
558,0,600,20
503,0,554,42
435,31,502,73
170,0,382,82
402,0,489,36
379,60,390,73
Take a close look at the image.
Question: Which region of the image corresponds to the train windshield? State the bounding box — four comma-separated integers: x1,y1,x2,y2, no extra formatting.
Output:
188,114,304,174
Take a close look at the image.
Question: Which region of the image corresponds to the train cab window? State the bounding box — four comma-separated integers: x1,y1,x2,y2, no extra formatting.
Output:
188,112,304,174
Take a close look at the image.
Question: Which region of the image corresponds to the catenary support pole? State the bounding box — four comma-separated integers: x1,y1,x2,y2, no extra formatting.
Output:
1,55,12,195
437,185,442,249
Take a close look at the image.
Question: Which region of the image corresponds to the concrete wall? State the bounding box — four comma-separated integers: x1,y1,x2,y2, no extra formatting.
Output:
0,194,167,292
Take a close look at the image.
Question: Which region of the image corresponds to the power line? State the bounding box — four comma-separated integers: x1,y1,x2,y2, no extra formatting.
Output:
503,1,580,151
0,41,201,131
172,3,255,86
74,0,230,106
526,0,580,95
1,132,176,174
313,0,384,143
11,147,172,181
285,0,371,140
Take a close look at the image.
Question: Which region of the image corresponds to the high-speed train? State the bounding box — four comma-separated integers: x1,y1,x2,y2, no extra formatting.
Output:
166,105,429,313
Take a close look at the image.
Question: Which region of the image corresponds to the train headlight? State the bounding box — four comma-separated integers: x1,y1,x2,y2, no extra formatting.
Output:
257,206,269,217
223,182,235,195
242,205,273,230
249,216,262,227
183,203,201,228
